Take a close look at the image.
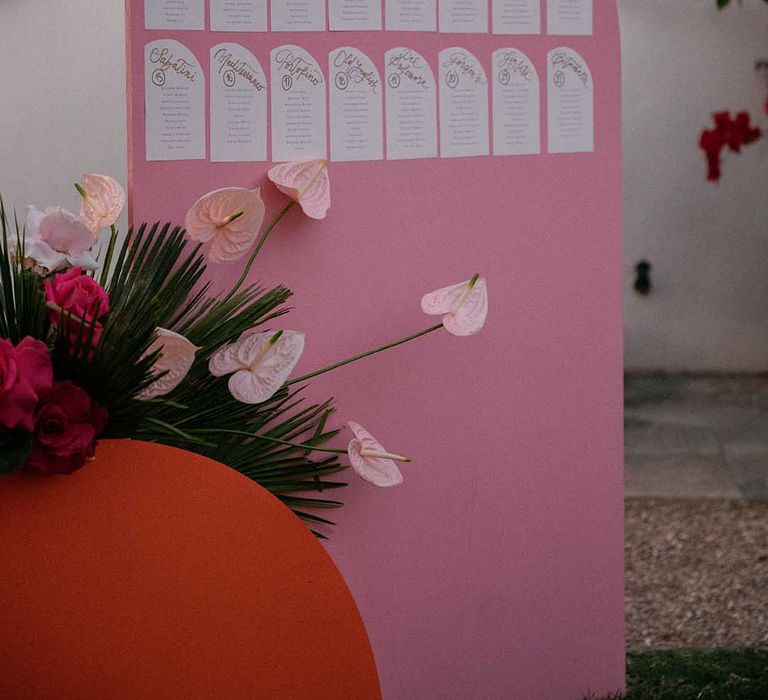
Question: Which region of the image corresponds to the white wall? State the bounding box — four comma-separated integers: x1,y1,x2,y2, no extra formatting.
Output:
0,0,126,223
620,0,768,371
1,0,766,370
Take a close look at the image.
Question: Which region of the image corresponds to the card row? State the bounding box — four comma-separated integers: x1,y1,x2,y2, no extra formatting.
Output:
146,0,592,36
145,40,594,162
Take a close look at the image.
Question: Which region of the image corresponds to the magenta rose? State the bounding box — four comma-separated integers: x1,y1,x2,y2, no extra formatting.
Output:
0,336,53,432
27,381,108,475
45,267,110,347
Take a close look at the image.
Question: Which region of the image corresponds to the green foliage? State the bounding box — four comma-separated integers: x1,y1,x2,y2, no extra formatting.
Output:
0,206,347,534
584,649,768,700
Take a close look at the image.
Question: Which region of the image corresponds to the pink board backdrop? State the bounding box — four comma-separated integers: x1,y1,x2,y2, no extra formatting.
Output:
126,2,624,697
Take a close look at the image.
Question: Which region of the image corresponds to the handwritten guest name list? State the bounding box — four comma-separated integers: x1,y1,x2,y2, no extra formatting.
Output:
210,43,267,162
145,0,204,29
492,0,540,34
210,0,267,31
492,48,540,155
547,47,593,153
385,0,436,31
439,0,488,33
271,0,326,31
145,40,205,160
547,0,592,35
439,48,489,157
329,0,382,30
270,45,327,161
329,48,383,161
385,48,438,160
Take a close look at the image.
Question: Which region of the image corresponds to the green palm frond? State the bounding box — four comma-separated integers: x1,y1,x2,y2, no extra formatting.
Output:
0,205,348,533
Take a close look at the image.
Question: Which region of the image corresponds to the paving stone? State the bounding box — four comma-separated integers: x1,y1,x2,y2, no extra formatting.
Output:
625,455,740,499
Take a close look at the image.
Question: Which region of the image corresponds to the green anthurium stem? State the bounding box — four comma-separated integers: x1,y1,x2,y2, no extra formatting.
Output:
287,322,444,386
220,201,295,305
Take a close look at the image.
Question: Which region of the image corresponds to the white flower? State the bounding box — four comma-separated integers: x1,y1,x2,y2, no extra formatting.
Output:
347,422,411,488
209,330,305,404
421,275,488,337
137,328,199,400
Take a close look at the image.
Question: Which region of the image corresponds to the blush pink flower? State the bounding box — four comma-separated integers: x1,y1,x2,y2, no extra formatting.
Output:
347,422,411,488
27,381,108,476
184,187,266,264
209,330,304,404
78,174,126,232
421,275,488,337
268,159,330,220
136,328,199,400
45,268,110,347
0,337,53,432
24,206,99,272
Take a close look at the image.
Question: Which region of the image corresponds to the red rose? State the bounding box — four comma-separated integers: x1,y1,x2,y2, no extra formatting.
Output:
0,337,53,432
27,381,108,475
45,267,110,348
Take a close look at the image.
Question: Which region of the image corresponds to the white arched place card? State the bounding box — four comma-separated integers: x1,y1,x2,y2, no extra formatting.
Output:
547,47,594,153
329,48,383,161
384,48,438,160
492,48,540,155
438,48,489,158
144,40,205,161
270,45,327,161
210,44,267,162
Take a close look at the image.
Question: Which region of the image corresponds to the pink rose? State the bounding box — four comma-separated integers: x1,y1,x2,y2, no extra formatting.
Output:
27,381,108,475
0,337,53,432
45,267,110,347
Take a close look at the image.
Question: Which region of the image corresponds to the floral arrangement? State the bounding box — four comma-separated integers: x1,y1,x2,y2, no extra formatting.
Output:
699,110,762,182
0,161,487,535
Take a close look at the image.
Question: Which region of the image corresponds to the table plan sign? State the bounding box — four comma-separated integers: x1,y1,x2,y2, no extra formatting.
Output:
547,47,593,153
144,40,205,160
210,43,267,162
329,47,383,161
439,48,489,158
270,44,327,160
127,2,624,698
329,0,383,30
492,48,540,155
385,47,438,160
210,0,267,31
385,0,437,31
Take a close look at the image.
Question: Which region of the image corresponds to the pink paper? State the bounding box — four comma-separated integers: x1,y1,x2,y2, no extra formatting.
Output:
126,2,624,697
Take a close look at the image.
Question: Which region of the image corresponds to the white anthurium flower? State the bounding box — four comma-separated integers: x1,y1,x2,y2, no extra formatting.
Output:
347,422,411,488
420,274,488,337
209,330,305,404
137,328,199,401
23,206,99,273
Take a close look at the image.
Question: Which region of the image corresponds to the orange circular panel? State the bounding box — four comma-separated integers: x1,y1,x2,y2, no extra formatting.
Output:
0,439,381,700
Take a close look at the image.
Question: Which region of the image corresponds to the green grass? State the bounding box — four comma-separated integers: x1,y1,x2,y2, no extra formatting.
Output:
587,649,768,700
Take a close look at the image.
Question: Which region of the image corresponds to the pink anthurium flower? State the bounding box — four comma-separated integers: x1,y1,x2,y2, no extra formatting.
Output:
136,328,199,400
77,174,126,232
209,330,305,404
268,159,330,220
347,422,411,487
421,274,488,337
23,206,99,272
184,187,266,264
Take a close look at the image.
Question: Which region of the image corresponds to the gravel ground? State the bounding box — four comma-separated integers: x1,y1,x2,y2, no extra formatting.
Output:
625,499,768,650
